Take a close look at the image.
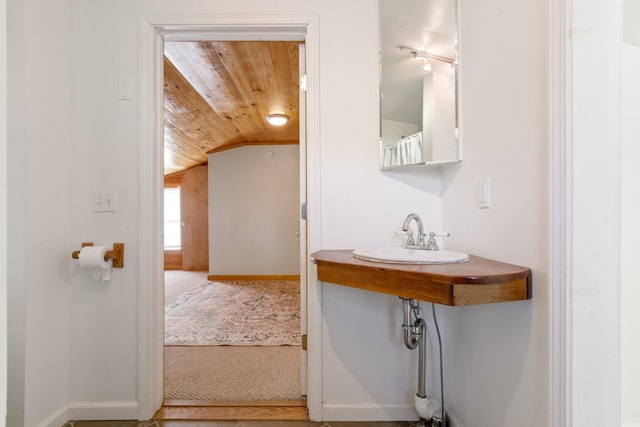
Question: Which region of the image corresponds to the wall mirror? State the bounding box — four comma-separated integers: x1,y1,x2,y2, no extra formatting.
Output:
379,0,460,169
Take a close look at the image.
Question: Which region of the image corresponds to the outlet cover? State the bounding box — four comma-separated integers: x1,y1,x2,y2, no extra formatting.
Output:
93,189,117,212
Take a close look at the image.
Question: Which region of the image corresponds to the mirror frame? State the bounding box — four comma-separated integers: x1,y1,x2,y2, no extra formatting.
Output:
379,0,461,169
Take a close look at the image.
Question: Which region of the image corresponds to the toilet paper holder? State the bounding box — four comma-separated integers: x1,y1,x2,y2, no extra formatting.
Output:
71,242,125,268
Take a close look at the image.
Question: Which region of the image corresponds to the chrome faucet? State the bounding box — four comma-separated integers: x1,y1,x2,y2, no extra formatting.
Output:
401,214,450,250
401,213,426,248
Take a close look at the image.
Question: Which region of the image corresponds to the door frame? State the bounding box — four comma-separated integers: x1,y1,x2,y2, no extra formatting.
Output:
549,0,623,425
138,14,322,420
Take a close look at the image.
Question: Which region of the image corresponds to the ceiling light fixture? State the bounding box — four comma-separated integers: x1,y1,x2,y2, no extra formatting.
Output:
412,51,432,73
419,56,432,73
265,113,289,126
400,45,454,73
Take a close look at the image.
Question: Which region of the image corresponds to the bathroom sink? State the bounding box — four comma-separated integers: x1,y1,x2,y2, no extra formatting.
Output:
352,247,469,264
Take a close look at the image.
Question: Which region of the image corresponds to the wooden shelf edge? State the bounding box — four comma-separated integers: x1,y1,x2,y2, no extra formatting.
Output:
311,250,532,306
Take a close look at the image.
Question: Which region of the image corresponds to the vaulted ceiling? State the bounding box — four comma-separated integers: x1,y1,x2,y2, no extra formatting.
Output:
163,41,301,178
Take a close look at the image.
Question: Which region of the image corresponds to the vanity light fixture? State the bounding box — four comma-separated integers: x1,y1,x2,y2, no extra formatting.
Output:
412,51,432,73
265,113,289,126
400,45,453,72
420,57,432,73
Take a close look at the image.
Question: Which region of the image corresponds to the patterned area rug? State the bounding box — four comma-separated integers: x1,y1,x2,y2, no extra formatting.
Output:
164,280,300,346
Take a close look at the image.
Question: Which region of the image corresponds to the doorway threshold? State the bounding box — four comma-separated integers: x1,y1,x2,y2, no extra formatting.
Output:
154,399,309,420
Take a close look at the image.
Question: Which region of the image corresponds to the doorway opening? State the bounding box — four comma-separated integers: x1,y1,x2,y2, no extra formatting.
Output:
156,38,308,420
139,16,321,421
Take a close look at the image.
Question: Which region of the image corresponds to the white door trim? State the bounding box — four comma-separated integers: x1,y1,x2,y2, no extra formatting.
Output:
550,0,624,425
549,0,572,424
298,43,308,395
138,17,165,419
138,14,322,421
0,0,8,423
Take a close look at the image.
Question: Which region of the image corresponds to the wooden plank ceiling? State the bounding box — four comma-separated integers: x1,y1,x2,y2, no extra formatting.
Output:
163,41,301,177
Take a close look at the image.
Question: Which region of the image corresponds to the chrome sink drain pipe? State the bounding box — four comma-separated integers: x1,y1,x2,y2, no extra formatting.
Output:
401,297,445,426
402,298,426,397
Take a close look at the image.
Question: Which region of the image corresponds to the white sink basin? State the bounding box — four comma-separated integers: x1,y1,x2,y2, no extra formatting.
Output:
353,247,470,264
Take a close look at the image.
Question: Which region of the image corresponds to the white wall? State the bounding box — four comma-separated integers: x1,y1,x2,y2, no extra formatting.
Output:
6,0,73,425
625,0,640,46
621,42,640,426
4,0,572,425
440,0,549,425
431,71,456,161
208,145,300,276
0,0,8,424
23,0,73,424
316,3,444,420
381,119,420,146
63,0,442,422
67,0,142,418
6,0,27,423
622,5,640,425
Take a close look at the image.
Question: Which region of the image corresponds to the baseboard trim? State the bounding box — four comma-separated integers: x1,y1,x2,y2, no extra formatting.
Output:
37,404,68,427
68,401,138,420
321,403,418,422
207,275,300,281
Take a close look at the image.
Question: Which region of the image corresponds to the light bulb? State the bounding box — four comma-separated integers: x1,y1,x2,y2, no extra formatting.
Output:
265,113,289,126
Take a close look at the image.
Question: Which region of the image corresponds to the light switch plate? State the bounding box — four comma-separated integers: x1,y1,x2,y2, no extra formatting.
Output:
479,177,491,209
93,189,117,212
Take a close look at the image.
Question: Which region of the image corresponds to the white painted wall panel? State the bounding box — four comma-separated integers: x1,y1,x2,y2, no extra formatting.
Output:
621,42,640,425
440,0,549,425
62,0,441,421
624,0,640,47
6,0,561,424
0,0,7,424
19,0,73,425
208,145,300,276
68,0,141,407
6,0,27,423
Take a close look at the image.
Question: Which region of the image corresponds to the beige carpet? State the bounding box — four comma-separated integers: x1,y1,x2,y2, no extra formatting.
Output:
164,270,208,303
164,345,302,401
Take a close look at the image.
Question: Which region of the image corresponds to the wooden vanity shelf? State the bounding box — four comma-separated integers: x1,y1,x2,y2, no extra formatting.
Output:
310,250,532,306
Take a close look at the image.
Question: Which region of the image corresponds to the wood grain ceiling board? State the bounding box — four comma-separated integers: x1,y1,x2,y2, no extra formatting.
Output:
163,41,301,176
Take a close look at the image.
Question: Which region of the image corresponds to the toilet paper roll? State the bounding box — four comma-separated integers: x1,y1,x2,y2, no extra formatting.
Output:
78,246,112,282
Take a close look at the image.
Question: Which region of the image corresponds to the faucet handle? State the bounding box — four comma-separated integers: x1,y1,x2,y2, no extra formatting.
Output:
432,232,450,238
425,232,450,251
406,230,415,245
395,230,416,245
394,230,415,245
